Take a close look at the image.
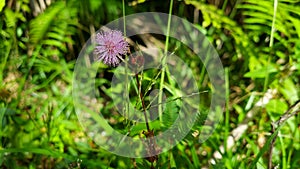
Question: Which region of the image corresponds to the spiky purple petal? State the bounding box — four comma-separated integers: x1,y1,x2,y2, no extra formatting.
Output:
94,30,129,66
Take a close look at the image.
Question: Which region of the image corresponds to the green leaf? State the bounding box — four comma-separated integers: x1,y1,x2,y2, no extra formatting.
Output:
130,121,160,136
190,146,200,168
266,99,288,119
0,0,5,12
244,66,277,78
4,9,16,28
169,152,177,168
162,97,179,129
0,148,75,160
279,78,299,103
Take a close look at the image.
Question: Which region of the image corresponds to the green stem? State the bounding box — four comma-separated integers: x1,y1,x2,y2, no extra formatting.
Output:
221,0,228,12
279,131,287,169
122,0,129,120
135,73,150,131
263,0,277,93
229,0,241,19
199,53,210,87
0,104,5,147
269,0,278,49
122,0,126,36
224,67,230,156
158,0,173,122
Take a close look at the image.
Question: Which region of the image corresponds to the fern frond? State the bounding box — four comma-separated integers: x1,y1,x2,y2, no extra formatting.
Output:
184,0,255,73
29,1,78,54
239,0,300,54
29,2,65,46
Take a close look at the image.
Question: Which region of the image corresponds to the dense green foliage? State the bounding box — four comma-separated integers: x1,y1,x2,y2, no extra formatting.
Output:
1,0,300,168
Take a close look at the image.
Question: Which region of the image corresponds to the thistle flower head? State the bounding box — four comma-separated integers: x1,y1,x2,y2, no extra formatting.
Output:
94,30,129,66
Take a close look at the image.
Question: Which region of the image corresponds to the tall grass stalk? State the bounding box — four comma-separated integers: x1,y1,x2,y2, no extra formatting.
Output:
224,67,231,157
261,0,278,167
279,131,287,169
122,0,130,121
263,0,277,93
158,0,174,122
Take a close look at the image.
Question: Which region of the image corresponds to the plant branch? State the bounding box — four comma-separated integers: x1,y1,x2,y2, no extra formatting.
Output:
268,100,300,169
135,73,150,132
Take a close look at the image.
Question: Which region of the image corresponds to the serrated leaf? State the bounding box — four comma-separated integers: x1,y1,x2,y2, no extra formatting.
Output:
162,98,179,128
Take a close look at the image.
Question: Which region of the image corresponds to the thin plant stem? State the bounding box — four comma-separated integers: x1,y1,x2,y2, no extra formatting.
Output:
222,0,229,12
287,147,294,169
127,49,151,131
122,0,126,36
266,0,278,168
158,0,173,122
0,105,5,147
268,100,300,169
146,91,208,109
279,131,287,169
229,0,241,19
224,67,230,155
135,73,150,132
122,0,130,120
199,53,210,87
263,0,277,93
134,67,159,164
269,0,278,49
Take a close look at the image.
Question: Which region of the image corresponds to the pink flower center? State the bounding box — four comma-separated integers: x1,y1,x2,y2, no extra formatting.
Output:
105,41,116,54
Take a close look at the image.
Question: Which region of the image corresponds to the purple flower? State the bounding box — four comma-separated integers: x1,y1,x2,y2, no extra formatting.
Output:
94,30,129,66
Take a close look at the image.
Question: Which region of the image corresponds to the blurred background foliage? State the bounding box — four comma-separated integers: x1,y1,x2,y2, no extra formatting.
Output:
0,0,300,168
